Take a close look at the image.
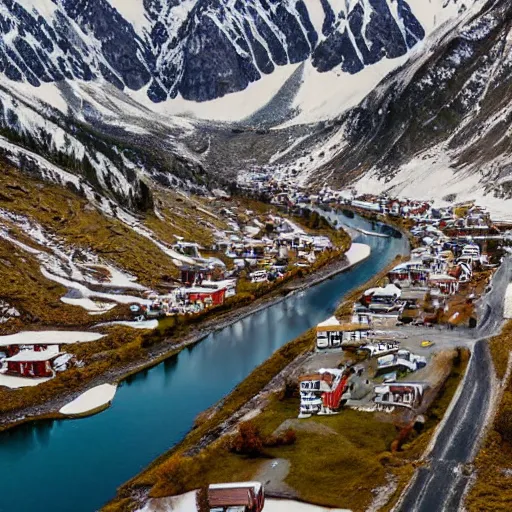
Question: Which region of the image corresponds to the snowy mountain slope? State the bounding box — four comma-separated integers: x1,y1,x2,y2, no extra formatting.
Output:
0,0,500,221
0,0,468,106
266,0,512,218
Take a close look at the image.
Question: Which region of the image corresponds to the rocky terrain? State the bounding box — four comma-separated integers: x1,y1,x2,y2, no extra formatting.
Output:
0,0,482,210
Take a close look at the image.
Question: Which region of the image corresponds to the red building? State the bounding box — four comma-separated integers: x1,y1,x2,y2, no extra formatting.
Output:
4,344,49,357
185,286,227,306
4,347,60,378
208,482,265,512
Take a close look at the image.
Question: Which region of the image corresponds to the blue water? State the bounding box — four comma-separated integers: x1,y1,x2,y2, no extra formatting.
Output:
0,212,408,512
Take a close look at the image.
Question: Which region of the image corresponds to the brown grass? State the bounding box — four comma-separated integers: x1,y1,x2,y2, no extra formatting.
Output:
0,164,184,290
0,327,146,418
466,321,512,511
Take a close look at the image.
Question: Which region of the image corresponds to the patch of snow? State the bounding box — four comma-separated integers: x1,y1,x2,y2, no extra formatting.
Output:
97,320,159,330
280,56,410,128
264,500,351,512
61,297,117,313
0,374,52,389
59,383,117,416
136,493,351,512
345,243,372,266
504,283,512,319
105,0,151,35
0,76,68,114
41,268,150,306
0,330,104,347
127,64,300,122
15,0,58,18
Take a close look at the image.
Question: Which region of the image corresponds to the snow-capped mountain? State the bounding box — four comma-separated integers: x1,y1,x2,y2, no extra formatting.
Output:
2,0,507,219
1,0,464,104
268,0,512,218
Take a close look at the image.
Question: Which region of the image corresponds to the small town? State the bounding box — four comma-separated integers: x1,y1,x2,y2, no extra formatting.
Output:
1,170,511,512
1,3,512,512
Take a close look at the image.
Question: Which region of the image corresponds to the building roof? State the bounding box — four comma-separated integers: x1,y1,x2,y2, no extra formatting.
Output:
5,346,61,362
365,284,402,298
316,316,340,329
208,482,262,508
318,322,370,332
429,274,457,282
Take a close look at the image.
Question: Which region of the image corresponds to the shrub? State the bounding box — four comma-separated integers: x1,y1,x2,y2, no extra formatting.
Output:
495,393,512,445
265,428,297,447
230,421,264,456
152,454,205,495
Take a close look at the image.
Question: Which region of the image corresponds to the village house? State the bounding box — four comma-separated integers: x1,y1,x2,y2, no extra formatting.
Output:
376,350,427,376
298,368,349,418
3,345,61,378
316,316,371,349
208,482,265,512
362,284,402,313
374,382,425,410
388,261,430,286
178,286,227,307
428,274,459,295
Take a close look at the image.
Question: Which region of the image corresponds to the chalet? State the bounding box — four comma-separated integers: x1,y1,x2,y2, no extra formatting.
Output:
316,317,371,349
4,346,61,378
180,265,210,286
3,343,50,358
181,286,227,306
208,482,265,512
388,262,430,285
298,368,349,418
363,284,402,313
374,383,425,410
200,279,237,298
428,274,459,295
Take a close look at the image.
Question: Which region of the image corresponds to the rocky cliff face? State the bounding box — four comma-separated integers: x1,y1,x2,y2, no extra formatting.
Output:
1,0,502,216
261,0,512,217
1,0,428,102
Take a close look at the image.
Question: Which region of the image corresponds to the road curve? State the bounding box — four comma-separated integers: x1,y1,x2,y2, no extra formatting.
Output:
395,256,512,512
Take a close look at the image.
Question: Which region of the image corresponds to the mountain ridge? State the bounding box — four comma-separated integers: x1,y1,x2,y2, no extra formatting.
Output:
2,0,443,103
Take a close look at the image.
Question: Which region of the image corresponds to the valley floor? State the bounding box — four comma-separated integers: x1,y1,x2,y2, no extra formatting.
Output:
0,240,363,432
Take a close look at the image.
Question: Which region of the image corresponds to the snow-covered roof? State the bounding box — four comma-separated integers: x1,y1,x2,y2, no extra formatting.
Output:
317,316,340,328
5,346,61,362
365,284,402,298
429,274,456,281
209,482,262,493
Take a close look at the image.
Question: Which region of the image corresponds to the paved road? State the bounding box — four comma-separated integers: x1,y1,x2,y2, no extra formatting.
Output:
395,257,512,512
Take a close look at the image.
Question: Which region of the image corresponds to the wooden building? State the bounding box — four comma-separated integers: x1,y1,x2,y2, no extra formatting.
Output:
4,346,61,378
316,316,371,349
208,482,265,512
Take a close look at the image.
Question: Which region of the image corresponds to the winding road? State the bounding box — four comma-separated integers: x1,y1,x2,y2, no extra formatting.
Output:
395,257,512,512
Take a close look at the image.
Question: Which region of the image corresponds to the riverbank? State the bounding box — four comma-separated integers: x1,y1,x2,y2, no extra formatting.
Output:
0,243,371,432
105,210,492,512
104,245,420,512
